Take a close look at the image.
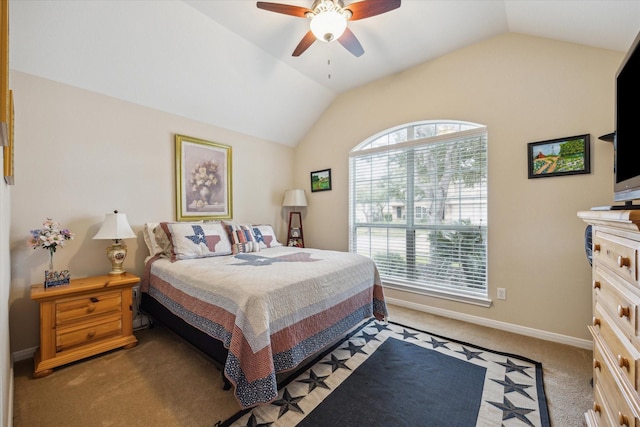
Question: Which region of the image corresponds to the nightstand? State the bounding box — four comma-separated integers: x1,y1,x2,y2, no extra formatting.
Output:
30,273,139,378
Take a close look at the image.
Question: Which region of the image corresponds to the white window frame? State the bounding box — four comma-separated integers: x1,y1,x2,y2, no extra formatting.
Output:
349,121,490,307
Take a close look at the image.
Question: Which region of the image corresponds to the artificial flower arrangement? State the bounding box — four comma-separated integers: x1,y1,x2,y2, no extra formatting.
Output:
28,218,74,288
189,160,219,208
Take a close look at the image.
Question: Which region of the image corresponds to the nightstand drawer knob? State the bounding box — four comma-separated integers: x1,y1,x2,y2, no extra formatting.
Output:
87,304,96,313
593,317,601,327
593,402,601,413
594,243,601,252
593,280,601,290
593,359,601,370
90,297,99,303
87,329,96,339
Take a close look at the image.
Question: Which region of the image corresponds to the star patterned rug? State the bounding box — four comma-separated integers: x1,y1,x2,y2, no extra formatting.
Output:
218,319,551,427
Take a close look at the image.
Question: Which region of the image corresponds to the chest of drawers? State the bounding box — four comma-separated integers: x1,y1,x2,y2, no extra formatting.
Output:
30,273,139,378
579,210,640,426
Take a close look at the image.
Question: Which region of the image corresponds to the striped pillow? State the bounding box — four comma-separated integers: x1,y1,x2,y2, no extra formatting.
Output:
224,222,261,254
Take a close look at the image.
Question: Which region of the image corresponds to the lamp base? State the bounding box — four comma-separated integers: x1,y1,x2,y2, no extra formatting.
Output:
106,241,128,275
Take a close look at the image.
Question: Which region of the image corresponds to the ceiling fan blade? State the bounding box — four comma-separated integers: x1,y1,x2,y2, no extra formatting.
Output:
292,31,317,56
345,0,401,21
338,27,364,57
256,2,310,18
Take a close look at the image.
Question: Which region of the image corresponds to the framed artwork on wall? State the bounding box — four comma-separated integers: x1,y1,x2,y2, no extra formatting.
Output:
175,134,232,221
3,90,13,185
527,134,590,179
310,168,332,192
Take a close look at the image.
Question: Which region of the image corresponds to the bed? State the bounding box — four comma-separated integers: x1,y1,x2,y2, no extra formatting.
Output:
139,221,387,409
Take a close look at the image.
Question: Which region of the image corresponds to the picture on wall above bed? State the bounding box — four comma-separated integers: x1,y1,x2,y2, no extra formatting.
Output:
527,134,590,179
175,134,232,221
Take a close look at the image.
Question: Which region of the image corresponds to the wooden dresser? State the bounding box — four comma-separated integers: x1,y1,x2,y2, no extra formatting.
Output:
579,210,640,426
30,273,139,378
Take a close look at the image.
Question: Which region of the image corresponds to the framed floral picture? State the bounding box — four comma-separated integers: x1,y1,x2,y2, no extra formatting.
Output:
175,134,232,221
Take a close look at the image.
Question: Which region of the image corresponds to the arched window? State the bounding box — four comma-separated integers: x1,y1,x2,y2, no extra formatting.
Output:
349,121,488,305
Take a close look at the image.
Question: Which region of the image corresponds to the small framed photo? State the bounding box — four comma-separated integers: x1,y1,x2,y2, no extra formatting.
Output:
175,134,232,221
310,168,332,192
527,134,590,179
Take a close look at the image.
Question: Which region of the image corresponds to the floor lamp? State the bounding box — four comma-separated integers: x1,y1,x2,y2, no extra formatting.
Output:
282,189,307,248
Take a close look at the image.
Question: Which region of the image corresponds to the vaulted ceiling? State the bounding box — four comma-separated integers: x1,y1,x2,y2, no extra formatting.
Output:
9,1,640,147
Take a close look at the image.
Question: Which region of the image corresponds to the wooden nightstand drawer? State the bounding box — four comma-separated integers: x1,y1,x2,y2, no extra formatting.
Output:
56,291,122,325
594,231,639,285
56,316,122,352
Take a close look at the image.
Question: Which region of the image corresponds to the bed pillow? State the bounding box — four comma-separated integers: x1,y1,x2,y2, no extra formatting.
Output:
223,222,261,254
160,221,232,262
142,222,163,257
252,225,283,249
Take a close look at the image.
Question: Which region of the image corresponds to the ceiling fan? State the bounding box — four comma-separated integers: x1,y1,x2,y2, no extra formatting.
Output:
256,0,401,57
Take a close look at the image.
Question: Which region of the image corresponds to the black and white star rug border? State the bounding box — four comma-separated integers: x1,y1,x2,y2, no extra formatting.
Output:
219,319,550,427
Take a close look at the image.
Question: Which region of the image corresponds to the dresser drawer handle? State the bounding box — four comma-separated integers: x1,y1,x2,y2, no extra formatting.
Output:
593,280,601,290
593,402,601,413
618,354,630,370
618,411,630,426
593,359,601,370
594,243,601,252
618,256,631,268
87,329,96,339
618,305,631,318
87,304,96,313
593,317,601,327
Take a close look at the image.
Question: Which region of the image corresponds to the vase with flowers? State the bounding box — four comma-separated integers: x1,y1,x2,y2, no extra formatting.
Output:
28,218,75,288
189,160,219,208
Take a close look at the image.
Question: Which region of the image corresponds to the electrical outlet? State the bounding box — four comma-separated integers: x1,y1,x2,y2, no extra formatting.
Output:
497,288,506,300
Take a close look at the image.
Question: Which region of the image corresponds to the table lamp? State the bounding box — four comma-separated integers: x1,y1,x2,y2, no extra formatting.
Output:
93,210,136,275
282,189,307,247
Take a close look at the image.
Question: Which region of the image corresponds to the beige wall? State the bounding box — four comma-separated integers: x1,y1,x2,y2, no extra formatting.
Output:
8,71,294,352
295,33,622,341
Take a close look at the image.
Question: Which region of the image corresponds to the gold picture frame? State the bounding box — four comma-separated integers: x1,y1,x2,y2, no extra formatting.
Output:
175,134,232,221
3,90,13,185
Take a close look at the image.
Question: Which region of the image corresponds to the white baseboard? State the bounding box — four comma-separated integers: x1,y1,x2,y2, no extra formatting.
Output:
385,296,593,350
7,362,13,427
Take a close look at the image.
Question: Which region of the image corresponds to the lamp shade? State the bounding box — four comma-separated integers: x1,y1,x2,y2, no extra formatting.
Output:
282,189,308,207
93,210,136,241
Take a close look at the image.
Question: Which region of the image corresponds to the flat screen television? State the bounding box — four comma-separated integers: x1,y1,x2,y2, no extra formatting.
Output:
613,30,640,207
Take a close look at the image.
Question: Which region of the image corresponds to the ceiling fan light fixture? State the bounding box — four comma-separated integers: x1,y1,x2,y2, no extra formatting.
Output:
310,9,347,42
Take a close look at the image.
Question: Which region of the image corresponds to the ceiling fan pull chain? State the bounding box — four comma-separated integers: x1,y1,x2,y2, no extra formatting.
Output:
327,43,332,80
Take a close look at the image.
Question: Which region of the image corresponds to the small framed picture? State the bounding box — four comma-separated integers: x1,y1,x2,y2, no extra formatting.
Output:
527,134,590,179
310,168,332,192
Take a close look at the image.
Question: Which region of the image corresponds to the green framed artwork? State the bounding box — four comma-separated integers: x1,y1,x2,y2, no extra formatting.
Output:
527,134,590,179
310,168,331,192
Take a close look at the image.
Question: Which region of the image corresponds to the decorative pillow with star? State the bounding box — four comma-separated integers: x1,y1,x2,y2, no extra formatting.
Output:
223,222,261,254
160,221,232,262
252,225,282,249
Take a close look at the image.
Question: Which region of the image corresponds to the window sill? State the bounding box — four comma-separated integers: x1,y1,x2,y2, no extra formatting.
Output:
382,280,492,308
